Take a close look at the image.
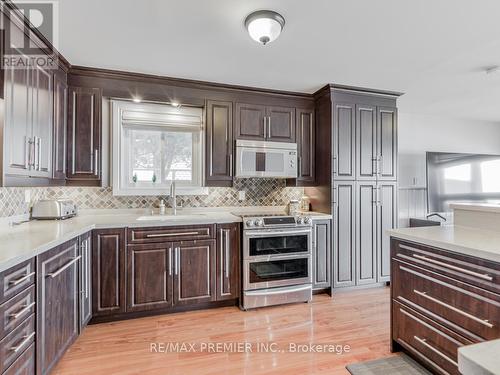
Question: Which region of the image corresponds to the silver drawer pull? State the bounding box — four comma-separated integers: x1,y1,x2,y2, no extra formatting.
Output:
46,256,81,278
400,244,494,281
9,272,35,286
10,302,36,320
10,332,35,353
146,232,199,238
413,335,458,366
413,289,494,328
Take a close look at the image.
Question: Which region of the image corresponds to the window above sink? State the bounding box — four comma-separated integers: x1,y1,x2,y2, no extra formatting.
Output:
111,100,207,196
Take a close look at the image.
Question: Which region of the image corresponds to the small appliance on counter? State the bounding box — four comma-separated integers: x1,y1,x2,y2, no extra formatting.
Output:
31,200,78,220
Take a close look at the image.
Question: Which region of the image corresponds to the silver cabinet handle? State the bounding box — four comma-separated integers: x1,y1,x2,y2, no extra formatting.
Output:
413,336,458,366
168,247,172,276
379,155,384,176
94,149,99,176
268,116,271,138
399,245,494,281
25,137,31,169
146,231,199,238
10,302,35,320
85,239,89,299
37,137,42,171
413,289,494,328
298,157,302,177
10,332,35,353
9,272,35,286
263,116,267,138
174,247,179,276
224,229,230,278
332,187,338,205
332,156,338,174
229,154,233,177
46,256,81,278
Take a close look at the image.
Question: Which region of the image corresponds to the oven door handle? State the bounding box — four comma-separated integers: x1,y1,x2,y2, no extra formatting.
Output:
245,284,312,296
244,229,312,237
246,254,311,262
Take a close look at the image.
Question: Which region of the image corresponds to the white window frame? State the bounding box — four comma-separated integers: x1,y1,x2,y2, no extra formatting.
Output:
111,100,207,196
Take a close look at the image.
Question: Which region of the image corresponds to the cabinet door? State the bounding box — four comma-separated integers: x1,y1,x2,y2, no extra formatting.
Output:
216,223,240,301
37,238,79,375
312,219,331,289
67,87,102,183
355,182,377,285
356,104,377,180
296,108,315,185
332,181,356,288
173,240,216,306
3,46,32,176
79,231,92,329
206,100,233,186
127,243,174,312
377,182,397,282
235,103,266,141
267,106,295,142
31,64,53,178
52,69,67,180
377,107,397,181
333,102,356,180
92,229,126,317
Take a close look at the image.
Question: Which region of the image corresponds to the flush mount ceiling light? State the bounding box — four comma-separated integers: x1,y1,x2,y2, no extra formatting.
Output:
245,10,285,45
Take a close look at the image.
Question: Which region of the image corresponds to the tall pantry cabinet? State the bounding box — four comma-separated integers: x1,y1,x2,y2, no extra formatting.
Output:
307,85,401,289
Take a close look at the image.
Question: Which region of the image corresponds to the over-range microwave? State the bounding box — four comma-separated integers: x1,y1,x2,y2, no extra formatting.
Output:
235,140,297,178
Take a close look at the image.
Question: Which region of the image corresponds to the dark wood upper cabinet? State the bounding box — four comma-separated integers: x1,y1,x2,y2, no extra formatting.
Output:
127,243,174,312
52,69,68,181
235,103,267,141
206,100,233,187
216,223,240,301
37,238,79,375
67,86,102,185
92,228,126,317
235,103,296,143
79,231,92,329
296,108,315,185
333,102,356,180
173,240,216,306
267,106,295,142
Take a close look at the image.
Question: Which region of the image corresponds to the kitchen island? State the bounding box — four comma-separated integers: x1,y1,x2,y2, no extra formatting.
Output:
388,203,500,375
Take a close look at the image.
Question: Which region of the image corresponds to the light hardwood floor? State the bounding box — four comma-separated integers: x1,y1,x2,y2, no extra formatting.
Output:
53,287,393,375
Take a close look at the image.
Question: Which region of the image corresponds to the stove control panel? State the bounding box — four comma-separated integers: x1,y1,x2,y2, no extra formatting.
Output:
244,215,312,229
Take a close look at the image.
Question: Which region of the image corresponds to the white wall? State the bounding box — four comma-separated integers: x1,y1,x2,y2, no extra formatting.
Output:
398,113,500,225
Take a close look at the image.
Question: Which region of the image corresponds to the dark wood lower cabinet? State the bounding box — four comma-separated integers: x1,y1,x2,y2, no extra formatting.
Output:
390,238,500,375
216,223,240,301
3,343,35,375
174,240,217,306
37,238,79,375
92,229,126,317
127,243,173,312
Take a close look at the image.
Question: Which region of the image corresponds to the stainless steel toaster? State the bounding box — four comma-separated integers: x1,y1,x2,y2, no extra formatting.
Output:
31,200,78,220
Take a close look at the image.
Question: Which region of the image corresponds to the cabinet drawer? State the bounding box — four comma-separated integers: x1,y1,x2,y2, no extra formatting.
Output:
0,314,35,373
0,286,35,340
393,259,500,341
393,301,472,375
128,225,215,244
392,239,500,294
0,260,35,306
3,343,34,375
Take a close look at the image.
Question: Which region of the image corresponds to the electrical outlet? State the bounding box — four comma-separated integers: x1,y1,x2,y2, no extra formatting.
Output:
24,190,31,204
238,191,246,201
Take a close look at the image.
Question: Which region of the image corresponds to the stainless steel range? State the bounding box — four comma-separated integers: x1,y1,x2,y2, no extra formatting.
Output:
239,214,313,310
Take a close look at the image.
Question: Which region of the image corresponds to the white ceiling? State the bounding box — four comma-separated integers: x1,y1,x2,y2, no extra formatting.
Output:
55,0,500,122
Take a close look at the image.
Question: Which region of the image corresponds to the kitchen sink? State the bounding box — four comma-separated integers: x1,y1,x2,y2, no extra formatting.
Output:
136,214,207,221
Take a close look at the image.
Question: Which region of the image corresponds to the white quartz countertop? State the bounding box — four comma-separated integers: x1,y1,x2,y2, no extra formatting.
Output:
458,339,500,375
0,208,332,273
388,225,500,263
451,202,500,213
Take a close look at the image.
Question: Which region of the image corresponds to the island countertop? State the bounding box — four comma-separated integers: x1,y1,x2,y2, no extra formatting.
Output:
388,225,500,263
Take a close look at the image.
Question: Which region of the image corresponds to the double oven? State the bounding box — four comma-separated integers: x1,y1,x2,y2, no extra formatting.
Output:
240,215,313,310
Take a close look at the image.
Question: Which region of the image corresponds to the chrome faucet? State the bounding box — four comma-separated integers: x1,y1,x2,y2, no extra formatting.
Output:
170,181,177,215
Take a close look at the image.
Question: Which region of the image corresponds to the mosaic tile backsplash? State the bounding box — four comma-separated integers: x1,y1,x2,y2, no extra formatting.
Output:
0,179,304,218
